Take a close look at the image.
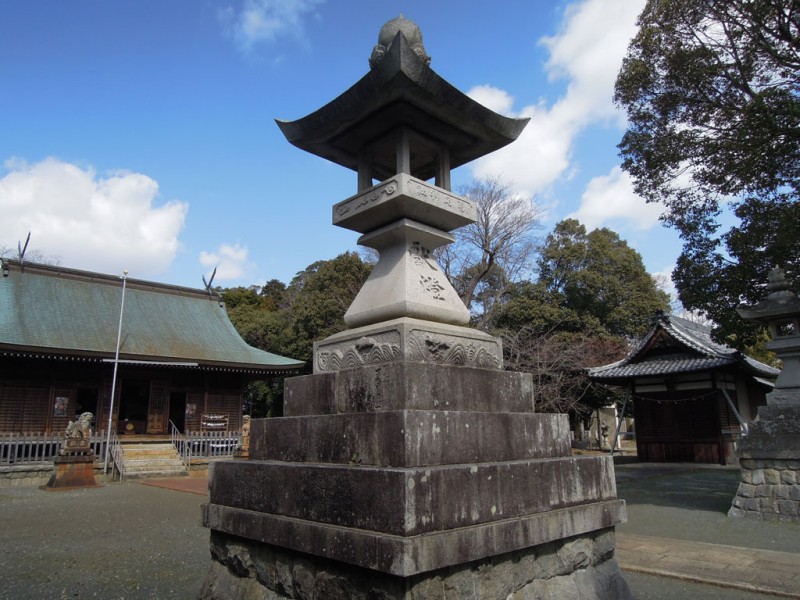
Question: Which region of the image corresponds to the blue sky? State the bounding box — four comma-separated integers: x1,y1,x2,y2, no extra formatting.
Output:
0,0,682,295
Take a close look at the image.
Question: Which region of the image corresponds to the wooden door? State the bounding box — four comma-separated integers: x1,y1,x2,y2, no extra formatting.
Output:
146,381,168,434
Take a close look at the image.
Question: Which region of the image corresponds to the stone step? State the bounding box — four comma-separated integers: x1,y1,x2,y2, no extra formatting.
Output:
122,450,180,459
116,442,187,479
121,443,176,452
124,458,185,469
121,447,178,455
124,468,188,479
123,460,186,476
126,467,186,475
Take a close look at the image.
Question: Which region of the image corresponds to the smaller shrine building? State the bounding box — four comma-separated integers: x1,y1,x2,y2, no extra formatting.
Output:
589,312,778,464
0,258,303,436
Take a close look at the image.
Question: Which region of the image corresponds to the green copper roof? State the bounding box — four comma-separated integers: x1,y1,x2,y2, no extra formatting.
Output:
0,260,303,372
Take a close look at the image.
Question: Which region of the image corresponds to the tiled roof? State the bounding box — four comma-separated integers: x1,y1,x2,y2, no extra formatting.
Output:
590,355,734,379
0,260,304,372
589,313,779,381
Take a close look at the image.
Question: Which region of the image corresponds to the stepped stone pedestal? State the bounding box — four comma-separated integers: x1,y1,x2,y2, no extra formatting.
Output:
200,15,630,598
202,362,630,598
729,268,800,522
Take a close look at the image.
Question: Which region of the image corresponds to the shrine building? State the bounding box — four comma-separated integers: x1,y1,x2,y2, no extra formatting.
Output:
0,258,303,436
589,312,778,464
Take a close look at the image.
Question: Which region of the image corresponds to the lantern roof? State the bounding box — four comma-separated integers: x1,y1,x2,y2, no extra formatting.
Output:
276,29,529,182
738,267,800,323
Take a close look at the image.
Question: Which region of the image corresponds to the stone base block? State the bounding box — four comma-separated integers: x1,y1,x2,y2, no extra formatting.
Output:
312,317,503,373
44,455,101,491
199,528,632,600
332,173,476,235
285,362,533,416
729,406,800,521
729,453,800,521
208,456,618,540
204,498,626,577
251,411,570,467
738,406,800,448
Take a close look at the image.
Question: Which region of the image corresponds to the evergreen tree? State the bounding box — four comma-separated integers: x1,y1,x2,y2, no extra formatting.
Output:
615,0,800,346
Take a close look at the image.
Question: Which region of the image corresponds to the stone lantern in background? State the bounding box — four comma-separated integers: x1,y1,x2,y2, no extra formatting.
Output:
729,267,800,521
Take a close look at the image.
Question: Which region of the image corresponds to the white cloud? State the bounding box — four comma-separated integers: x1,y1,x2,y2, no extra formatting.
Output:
0,157,188,276
470,99,576,194
468,85,515,115
199,243,252,281
219,0,323,54
568,166,662,230
470,0,646,198
540,0,642,124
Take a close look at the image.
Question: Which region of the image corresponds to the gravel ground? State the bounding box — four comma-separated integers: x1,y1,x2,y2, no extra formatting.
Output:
0,481,209,600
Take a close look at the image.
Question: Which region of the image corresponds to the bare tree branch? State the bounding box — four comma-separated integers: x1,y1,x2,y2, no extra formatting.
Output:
437,175,543,327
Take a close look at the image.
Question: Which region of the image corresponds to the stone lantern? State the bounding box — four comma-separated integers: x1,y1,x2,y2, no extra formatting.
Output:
201,16,631,598
729,267,800,521
738,267,800,406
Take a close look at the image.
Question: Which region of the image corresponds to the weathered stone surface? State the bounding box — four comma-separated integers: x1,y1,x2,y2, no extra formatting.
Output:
251,411,570,467
0,464,54,487
333,173,476,235
311,318,504,373
199,529,632,599
591,529,616,565
285,362,532,416
729,405,800,521
43,454,100,491
730,451,800,521
201,561,271,600
283,371,337,416
738,433,800,453
752,406,800,429
737,482,756,498
765,469,781,484
209,455,617,536
203,500,626,577
345,219,471,328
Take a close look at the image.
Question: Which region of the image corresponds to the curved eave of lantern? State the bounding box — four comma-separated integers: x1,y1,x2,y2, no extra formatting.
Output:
738,296,800,323
276,32,529,182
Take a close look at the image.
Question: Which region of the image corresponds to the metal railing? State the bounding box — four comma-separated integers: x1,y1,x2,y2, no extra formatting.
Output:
107,428,126,481
169,420,191,471
185,429,240,460
0,431,107,466
0,428,240,472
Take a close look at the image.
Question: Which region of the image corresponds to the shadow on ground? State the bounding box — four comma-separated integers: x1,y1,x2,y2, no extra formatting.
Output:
617,468,741,513
615,462,800,554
